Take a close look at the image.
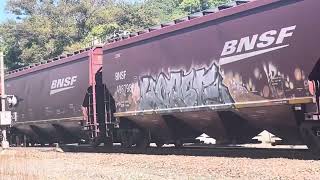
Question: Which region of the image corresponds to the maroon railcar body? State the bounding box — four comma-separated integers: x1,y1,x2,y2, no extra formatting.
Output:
5,47,103,143
3,0,320,152
102,0,320,144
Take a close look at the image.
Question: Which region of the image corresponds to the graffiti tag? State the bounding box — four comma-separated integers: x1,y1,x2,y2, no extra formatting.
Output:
139,63,234,110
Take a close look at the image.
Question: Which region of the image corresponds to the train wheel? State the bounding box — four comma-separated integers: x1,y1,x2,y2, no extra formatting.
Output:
30,142,35,147
91,135,104,147
136,139,149,148
121,134,133,148
300,121,320,157
90,138,101,147
136,132,150,149
156,142,164,148
174,140,183,148
15,135,21,147
121,139,132,148
104,137,113,148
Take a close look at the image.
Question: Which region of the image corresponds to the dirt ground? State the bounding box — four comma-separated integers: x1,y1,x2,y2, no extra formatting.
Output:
0,148,319,180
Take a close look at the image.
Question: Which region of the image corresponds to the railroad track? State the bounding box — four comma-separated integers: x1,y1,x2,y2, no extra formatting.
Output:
56,144,318,160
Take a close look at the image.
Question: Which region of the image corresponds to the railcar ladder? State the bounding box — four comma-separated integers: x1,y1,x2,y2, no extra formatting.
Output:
85,84,115,145
305,80,320,123
104,86,114,138
86,90,99,142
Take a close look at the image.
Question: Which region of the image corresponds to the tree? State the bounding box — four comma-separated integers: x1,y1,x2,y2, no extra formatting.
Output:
1,0,230,70
179,0,231,14
0,21,24,69
2,0,110,69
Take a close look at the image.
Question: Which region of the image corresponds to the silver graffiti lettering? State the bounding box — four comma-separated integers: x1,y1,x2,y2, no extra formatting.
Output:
139,63,234,110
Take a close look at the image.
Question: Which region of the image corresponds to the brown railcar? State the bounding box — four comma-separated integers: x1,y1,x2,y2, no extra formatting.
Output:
5,47,103,145
4,0,320,155
101,0,320,151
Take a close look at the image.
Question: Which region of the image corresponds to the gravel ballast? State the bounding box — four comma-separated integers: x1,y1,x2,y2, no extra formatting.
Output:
0,148,319,180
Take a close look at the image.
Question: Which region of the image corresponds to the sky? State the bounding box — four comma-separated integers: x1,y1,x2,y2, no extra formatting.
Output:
0,0,9,23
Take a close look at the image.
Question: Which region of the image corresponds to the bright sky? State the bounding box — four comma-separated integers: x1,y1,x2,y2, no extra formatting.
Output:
0,0,9,22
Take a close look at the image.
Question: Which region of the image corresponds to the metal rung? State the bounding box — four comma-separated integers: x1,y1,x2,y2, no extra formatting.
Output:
305,113,320,121
82,126,90,131
312,114,320,120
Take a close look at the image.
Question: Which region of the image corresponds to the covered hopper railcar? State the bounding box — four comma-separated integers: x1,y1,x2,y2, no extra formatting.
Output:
5,47,103,145
3,0,320,155
101,0,320,152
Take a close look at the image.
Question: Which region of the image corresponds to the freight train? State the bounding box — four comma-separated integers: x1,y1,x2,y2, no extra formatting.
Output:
3,0,320,155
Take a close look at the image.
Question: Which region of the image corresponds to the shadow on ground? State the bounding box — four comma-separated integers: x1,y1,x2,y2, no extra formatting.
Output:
58,145,319,160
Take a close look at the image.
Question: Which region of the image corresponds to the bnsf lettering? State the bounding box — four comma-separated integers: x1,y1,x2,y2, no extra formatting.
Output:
51,76,77,89
221,25,296,56
115,70,126,81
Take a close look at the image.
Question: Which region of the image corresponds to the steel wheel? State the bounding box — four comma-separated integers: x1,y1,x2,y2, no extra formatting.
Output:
174,140,183,148
156,142,164,148
300,121,320,157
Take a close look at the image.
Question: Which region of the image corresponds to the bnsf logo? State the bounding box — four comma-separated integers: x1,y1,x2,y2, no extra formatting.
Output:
219,25,296,65
50,76,77,95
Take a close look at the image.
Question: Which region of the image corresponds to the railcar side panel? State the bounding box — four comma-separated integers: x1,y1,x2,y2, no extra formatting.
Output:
103,0,320,113
6,58,89,123
102,0,320,143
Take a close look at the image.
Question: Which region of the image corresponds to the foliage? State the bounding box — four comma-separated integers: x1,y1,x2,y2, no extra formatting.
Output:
0,0,229,70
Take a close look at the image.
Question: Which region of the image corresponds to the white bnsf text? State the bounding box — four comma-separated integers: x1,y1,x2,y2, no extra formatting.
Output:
115,70,126,81
219,25,296,65
51,76,77,89
221,25,296,56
